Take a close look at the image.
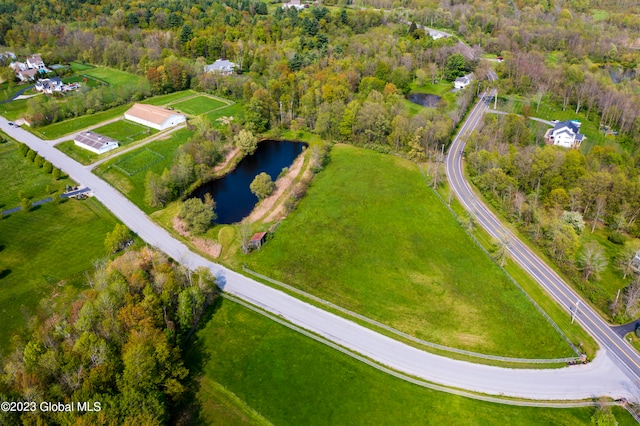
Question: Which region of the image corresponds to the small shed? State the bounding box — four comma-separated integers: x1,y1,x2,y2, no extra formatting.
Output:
249,232,268,250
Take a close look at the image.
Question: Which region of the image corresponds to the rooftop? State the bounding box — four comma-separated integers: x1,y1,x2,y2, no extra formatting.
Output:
74,131,118,150
125,103,181,125
250,232,267,242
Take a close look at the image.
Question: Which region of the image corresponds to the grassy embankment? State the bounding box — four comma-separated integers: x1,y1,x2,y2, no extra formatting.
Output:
187,298,634,425
0,138,119,354
242,145,575,359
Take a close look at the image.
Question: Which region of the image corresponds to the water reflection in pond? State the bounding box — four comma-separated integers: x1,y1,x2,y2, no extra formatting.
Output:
189,140,306,224
406,93,442,107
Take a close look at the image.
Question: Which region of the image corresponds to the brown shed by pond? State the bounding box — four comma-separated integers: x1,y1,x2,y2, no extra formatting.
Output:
249,232,268,249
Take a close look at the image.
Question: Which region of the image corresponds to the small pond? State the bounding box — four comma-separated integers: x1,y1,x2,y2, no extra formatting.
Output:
189,140,306,224
406,93,441,107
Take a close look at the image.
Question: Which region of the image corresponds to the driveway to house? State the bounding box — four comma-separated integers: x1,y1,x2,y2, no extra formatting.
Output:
445,91,640,391
0,84,35,104
3,116,640,403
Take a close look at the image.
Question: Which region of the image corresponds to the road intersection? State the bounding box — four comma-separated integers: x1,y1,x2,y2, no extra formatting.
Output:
3,113,640,404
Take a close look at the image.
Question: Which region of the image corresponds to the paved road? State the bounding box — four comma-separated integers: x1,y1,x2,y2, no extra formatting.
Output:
0,84,35,105
613,320,640,339
445,91,640,390
3,116,640,402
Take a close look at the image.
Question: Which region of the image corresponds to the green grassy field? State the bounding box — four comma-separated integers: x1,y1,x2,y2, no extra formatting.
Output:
79,66,146,86
0,98,30,121
205,102,243,127
142,90,197,106
113,148,165,176
0,182,118,358
94,128,194,213
171,95,227,115
33,104,131,139
55,140,100,165
70,62,95,72
92,119,157,144
189,299,634,426
245,145,574,358
0,139,71,210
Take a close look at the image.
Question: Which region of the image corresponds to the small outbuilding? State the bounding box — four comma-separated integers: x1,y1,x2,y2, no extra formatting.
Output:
74,131,119,154
124,103,186,131
249,232,268,250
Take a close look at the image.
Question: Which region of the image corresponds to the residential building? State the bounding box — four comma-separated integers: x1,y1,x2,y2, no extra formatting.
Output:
545,120,585,149
74,132,119,155
26,54,46,70
282,0,306,9
35,78,63,94
124,103,187,131
204,59,238,75
454,73,474,89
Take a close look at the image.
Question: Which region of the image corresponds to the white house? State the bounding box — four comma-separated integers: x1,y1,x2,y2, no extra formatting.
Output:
427,29,446,40
454,73,474,89
74,131,119,155
35,78,63,94
124,103,186,131
282,0,306,9
204,59,238,75
546,120,585,149
26,54,46,70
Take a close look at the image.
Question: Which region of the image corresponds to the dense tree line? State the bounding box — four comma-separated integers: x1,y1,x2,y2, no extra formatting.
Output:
0,248,218,425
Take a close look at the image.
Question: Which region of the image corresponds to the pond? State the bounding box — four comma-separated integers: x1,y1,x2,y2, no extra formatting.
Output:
406,93,441,107
189,140,306,224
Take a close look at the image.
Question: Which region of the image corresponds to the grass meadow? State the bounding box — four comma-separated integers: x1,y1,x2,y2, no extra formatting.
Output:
79,66,146,86
0,139,119,354
245,145,574,358
92,119,157,143
34,104,131,139
94,128,194,213
0,139,71,210
188,298,634,425
171,95,227,115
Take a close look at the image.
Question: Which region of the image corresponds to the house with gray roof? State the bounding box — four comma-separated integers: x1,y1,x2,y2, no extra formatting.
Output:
74,131,119,155
546,120,585,149
454,73,474,89
204,59,238,75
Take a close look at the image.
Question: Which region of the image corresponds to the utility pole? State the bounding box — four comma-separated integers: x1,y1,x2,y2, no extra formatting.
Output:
571,300,581,324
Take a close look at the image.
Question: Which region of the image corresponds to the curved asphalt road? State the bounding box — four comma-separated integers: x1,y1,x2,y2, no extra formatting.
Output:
445,91,640,389
4,117,640,402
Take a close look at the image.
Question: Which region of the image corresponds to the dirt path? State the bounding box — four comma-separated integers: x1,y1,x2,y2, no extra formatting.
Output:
213,147,239,174
244,153,306,223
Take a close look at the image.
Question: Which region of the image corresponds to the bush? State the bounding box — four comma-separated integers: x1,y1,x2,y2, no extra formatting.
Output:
250,172,275,200
608,231,626,245
278,167,289,179
26,150,36,162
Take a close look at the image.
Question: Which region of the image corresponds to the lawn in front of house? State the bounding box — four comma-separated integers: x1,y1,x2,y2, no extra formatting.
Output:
93,128,194,213
245,145,574,358
79,66,146,87
189,298,634,425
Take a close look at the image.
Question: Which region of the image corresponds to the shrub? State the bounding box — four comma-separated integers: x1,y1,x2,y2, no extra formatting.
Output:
26,150,36,162
608,231,627,245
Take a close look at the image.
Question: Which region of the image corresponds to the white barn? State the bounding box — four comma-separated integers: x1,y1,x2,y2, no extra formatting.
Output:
124,103,186,131
74,131,119,155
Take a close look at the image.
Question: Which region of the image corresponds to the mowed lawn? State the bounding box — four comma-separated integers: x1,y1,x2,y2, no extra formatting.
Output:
142,90,197,106
171,95,227,115
80,66,146,87
247,145,573,358
0,140,71,210
34,104,131,140
190,299,634,425
94,128,194,213
0,198,117,355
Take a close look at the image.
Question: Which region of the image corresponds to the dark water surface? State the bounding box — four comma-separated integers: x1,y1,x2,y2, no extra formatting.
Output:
406,93,442,107
190,140,305,224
